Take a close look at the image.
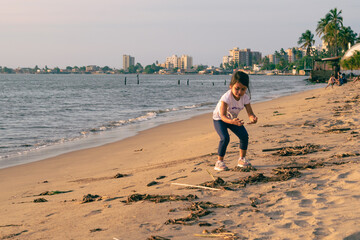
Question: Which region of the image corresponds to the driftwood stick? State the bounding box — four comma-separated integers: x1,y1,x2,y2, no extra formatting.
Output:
206,169,216,181
325,128,351,132
194,233,235,237
171,183,221,191
262,147,285,152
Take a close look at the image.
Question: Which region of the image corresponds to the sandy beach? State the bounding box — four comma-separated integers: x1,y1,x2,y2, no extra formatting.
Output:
0,81,359,240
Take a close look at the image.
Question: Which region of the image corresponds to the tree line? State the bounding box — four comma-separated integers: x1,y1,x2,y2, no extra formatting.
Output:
297,8,360,70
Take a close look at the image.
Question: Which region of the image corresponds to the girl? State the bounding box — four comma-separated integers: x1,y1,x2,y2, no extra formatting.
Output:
325,74,335,89
213,71,258,171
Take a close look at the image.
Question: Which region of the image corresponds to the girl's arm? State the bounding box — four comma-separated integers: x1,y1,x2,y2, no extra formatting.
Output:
245,103,258,124
219,101,244,126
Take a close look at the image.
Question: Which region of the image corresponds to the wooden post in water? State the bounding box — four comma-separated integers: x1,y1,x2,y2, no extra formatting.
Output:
187,79,189,85
212,82,214,86
178,80,180,85
124,77,127,85
224,80,226,85
137,74,139,84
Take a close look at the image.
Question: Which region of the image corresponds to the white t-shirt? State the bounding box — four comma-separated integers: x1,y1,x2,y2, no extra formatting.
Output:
213,90,250,120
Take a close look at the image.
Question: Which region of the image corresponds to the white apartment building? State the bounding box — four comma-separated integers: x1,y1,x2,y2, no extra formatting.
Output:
165,54,193,70
165,55,181,69
181,55,193,69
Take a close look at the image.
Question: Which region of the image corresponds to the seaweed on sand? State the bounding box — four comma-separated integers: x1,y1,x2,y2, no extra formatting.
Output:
38,190,73,196
232,165,257,172
123,193,198,204
197,226,239,239
271,144,322,156
200,177,234,191
165,201,228,225
147,236,170,240
33,198,48,203
82,194,102,203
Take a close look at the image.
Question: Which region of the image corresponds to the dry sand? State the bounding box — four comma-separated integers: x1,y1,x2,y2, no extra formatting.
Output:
0,81,359,240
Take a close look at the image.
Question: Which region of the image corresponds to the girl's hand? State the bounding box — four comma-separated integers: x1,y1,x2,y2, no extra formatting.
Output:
248,115,258,124
232,118,244,126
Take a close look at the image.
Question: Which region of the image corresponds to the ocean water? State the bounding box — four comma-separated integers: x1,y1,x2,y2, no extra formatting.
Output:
0,74,322,169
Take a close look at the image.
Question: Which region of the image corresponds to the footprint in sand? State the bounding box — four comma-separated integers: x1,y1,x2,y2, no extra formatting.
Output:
285,190,303,200
296,211,313,217
294,220,310,227
299,199,313,208
264,210,284,220
313,227,331,238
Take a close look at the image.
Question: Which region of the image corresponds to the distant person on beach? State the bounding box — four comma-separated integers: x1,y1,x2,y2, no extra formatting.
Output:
353,76,360,84
325,74,336,89
212,71,258,171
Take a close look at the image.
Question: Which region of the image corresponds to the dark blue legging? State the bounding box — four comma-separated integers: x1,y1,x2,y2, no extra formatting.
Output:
213,120,249,157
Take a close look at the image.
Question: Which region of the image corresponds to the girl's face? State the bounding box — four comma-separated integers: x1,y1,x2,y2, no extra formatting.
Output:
230,82,247,100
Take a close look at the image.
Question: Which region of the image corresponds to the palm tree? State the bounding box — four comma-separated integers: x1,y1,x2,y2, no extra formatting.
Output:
326,8,343,56
338,26,358,52
316,8,343,56
298,30,315,56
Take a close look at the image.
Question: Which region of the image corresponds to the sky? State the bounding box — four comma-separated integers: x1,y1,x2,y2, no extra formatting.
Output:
1,0,359,69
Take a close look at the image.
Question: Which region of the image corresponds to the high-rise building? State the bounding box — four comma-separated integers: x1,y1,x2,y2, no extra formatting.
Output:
181,55,193,69
252,51,262,64
165,55,180,69
123,55,135,71
225,47,260,67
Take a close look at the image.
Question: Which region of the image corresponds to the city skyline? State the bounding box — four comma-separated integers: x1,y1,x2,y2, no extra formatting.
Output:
1,0,359,69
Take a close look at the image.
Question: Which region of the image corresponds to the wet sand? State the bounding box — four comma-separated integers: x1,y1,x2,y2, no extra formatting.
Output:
0,82,359,240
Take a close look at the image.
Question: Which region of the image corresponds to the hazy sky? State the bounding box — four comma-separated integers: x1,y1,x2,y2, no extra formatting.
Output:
1,0,359,68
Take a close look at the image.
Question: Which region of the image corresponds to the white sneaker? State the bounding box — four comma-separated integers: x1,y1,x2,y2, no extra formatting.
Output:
237,157,251,167
214,161,228,171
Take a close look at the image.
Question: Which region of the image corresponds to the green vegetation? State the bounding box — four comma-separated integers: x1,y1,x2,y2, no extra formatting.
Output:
341,51,360,70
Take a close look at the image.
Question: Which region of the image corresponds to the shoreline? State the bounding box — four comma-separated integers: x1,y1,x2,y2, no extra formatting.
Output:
1,83,359,239
0,80,322,170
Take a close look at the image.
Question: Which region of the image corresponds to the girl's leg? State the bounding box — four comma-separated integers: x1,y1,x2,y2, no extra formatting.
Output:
228,125,249,165
213,120,230,160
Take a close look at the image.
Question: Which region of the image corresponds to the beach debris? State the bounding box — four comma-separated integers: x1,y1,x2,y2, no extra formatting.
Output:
270,168,301,181
195,226,239,239
90,228,104,233
198,222,212,227
37,190,73,196
276,162,324,170
166,201,230,226
156,175,166,180
169,175,188,181
165,208,212,225
147,181,159,187
324,128,351,133
305,96,316,100
114,173,129,178
0,224,22,228
82,194,102,203
134,148,143,152
147,236,170,240
270,144,323,156
261,124,285,127
273,111,285,116
33,198,48,203
186,201,230,211
171,183,222,191
123,193,198,204
206,169,216,181
1,230,28,239
333,152,360,158
232,165,257,172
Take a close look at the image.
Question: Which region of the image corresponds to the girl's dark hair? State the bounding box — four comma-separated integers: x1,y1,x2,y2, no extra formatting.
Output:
230,71,251,98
